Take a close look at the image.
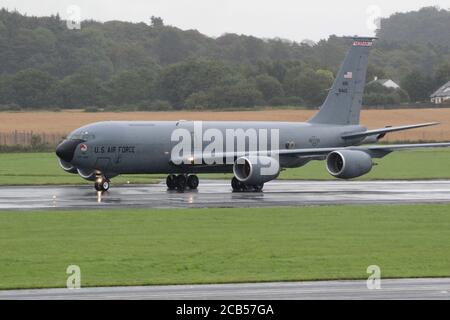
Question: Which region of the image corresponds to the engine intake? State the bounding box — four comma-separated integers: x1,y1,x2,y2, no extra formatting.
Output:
233,156,280,185
326,150,373,179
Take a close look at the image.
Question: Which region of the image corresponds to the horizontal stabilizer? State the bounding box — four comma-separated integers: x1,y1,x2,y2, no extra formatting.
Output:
341,122,440,140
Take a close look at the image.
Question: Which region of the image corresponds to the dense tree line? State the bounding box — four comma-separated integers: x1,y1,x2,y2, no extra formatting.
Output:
0,7,449,111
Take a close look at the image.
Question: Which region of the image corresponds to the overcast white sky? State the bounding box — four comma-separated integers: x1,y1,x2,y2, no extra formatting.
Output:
1,0,449,41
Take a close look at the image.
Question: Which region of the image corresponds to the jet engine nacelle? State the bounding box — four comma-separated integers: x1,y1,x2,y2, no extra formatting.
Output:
59,159,77,174
77,168,97,181
233,156,280,185
326,150,373,179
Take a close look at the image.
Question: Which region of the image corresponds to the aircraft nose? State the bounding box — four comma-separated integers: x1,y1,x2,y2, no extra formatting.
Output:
56,139,85,163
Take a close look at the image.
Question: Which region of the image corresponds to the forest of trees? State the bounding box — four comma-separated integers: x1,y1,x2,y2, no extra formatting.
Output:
0,6,449,111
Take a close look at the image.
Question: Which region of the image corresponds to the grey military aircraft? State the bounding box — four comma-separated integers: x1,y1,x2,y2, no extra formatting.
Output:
56,36,450,192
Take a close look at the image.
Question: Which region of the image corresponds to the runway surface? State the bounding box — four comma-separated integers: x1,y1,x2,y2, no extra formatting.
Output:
1,278,449,299
1,180,450,210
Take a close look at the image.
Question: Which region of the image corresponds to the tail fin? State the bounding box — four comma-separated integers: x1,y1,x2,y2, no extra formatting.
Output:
308,36,376,125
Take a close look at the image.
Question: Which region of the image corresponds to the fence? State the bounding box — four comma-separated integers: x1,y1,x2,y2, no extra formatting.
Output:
0,131,67,147
0,129,449,148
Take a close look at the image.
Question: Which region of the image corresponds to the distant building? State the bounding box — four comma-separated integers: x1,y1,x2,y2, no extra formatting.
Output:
368,77,401,89
300,39,316,47
431,81,450,104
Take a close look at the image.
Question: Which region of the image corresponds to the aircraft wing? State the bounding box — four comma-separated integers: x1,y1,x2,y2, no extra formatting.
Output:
274,142,450,159
171,142,450,164
341,122,439,140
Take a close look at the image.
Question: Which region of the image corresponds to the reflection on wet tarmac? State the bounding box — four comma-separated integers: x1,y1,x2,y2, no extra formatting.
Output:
1,180,450,210
97,191,102,203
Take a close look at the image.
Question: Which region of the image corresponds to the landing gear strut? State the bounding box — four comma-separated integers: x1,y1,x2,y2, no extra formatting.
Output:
166,174,199,191
95,177,110,192
231,177,264,192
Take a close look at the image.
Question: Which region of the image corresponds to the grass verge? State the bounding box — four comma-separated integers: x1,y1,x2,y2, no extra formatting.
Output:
0,149,450,185
0,205,450,289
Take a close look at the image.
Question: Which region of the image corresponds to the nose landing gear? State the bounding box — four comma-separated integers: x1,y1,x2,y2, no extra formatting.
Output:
166,174,199,191
95,176,110,192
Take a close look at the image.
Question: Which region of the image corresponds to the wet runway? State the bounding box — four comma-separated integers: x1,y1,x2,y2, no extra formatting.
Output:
1,180,450,210
1,278,449,300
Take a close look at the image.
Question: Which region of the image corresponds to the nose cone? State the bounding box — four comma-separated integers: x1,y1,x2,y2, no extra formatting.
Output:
56,139,85,163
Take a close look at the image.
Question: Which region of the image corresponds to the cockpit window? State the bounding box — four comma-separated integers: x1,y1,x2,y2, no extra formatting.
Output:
68,131,95,141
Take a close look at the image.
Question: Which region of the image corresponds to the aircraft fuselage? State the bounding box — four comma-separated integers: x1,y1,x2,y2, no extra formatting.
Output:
64,120,365,176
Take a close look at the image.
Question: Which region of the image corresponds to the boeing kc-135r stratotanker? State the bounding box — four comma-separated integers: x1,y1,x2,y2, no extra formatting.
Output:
56,37,450,192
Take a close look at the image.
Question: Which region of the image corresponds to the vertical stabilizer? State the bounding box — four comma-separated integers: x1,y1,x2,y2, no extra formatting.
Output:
308,37,376,125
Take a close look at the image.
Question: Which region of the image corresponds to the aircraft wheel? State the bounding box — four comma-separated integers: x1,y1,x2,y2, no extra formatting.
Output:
95,179,110,192
102,180,110,191
166,174,177,190
252,183,264,192
175,174,187,191
187,175,199,190
231,177,244,192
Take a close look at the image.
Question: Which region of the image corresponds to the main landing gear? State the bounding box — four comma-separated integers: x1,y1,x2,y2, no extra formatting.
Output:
95,176,110,192
231,177,264,192
166,174,199,191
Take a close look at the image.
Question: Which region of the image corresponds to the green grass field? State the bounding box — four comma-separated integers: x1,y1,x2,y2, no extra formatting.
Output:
0,149,450,185
0,205,450,289
0,152,158,185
